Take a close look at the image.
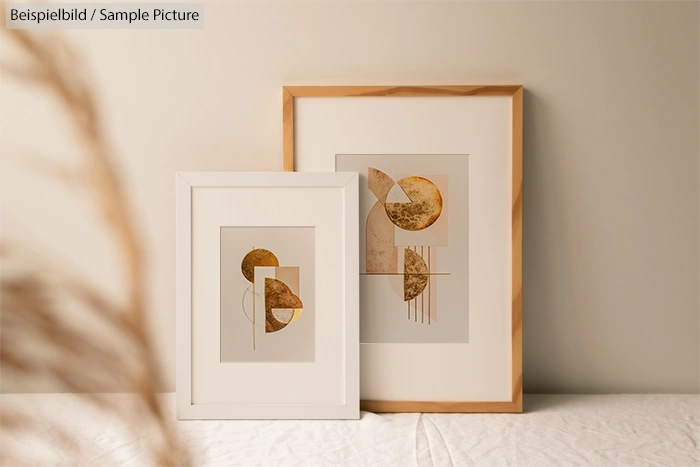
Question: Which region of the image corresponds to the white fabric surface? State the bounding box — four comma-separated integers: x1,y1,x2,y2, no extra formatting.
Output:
1,393,697,467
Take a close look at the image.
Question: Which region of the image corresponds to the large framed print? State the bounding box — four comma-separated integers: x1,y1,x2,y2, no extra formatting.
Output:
176,172,359,419
283,86,522,413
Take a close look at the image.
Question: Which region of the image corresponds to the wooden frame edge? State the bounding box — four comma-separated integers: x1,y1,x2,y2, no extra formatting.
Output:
282,85,523,413
283,88,295,172
284,85,521,98
360,400,520,414
511,86,523,413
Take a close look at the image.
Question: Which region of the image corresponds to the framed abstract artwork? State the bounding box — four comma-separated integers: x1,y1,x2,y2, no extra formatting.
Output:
283,86,523,413
176,172,359,419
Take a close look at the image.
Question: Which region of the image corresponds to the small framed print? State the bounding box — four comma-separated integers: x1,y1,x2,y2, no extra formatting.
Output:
176,172,359,419
284,86,523,413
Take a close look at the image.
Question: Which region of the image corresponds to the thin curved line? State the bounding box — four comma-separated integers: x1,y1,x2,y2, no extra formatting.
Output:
241,283,264,328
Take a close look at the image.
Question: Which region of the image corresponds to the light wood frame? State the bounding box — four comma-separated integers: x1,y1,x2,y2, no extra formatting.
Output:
282,85,522,413
176,171,360,419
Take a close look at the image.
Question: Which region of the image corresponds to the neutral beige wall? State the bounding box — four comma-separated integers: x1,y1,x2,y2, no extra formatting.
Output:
1,1,698,393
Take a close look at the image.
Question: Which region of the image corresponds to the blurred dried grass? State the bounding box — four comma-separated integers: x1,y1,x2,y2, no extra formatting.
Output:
0,7,188,466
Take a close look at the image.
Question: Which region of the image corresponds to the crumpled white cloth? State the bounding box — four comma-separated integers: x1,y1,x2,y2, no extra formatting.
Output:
2,393,697,467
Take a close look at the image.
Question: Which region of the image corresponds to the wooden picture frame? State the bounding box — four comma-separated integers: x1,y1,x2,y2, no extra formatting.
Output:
176,171,360,419
282,86,522,413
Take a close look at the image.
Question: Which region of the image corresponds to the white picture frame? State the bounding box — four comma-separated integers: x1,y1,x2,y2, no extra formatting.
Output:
176,172,359,419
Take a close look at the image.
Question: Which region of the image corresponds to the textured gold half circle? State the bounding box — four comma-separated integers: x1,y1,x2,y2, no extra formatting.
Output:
403,248,428,301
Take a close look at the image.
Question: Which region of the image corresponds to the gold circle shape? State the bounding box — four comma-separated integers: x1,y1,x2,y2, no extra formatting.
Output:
385,176,443,231
240,248,279,283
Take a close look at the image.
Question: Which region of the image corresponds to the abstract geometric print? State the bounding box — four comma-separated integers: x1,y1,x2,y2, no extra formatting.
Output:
220,226,315,362
240,248,304,349
365,168,449,324
336,154,468,344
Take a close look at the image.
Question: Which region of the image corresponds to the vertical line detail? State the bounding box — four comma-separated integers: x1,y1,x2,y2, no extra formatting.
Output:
428,247,431,325
413,246,417,322
421,245,424,324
